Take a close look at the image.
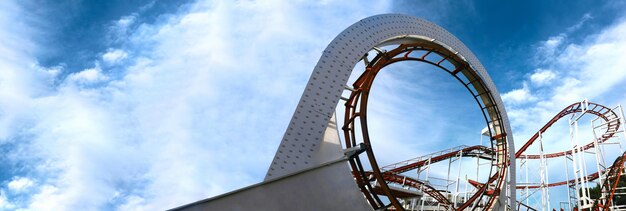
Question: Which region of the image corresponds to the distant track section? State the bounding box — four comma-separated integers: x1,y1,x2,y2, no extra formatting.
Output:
381,145,494,174
517,102,620,159
373,101,622,209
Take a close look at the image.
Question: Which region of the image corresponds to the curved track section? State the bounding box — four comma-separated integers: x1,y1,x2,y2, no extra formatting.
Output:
517,101,621,159
381,173,451,207
342,41,512,210
381,145,494,174
371,145,495,209
482,101,621,191
363,172,452,209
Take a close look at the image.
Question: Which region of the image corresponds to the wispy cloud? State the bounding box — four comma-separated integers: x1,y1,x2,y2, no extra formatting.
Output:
102,49,128,64
502,82,536,105
566,13,593,33
529,69,556,86
7,177,35,193
66,65,109,84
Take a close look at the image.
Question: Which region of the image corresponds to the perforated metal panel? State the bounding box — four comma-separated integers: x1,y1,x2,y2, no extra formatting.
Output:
264,14,515,208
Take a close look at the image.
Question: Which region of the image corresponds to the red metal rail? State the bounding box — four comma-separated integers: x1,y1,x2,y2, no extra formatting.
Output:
381,145,494,174
365,172,453,209
593,151,626,211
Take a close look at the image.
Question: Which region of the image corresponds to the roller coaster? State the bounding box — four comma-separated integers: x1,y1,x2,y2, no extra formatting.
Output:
171,14,626,211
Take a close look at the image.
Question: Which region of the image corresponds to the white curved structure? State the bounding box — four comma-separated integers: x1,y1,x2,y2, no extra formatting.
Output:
172,14,516,211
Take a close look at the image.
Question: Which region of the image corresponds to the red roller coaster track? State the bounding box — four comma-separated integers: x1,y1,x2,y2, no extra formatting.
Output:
370,101,623,209
516,102,621,159
594,151,626,211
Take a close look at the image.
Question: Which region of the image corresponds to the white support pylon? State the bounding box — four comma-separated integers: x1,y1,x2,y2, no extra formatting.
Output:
570,100,594,209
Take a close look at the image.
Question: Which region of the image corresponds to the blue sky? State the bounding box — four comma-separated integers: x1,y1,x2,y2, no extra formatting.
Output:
1,0,626,210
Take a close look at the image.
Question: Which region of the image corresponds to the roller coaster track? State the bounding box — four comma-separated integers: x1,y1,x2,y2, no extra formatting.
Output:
380,145,494,174
363,171,453,209
364,144,498,210
515,171,601,189
593,151,626,211
368,145,501,210
344,42,511,211
517,102,621,159
372,101,623,209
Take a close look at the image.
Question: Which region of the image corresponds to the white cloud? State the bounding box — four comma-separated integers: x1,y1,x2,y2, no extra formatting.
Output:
25,185,63,210
546,20,626,104
502,83,536,105
102,49,128,64
117,16,136,29
0,0,392,210
529,69,556,86
534,13,594,65
67,65,108,84
536,34,566,61
7,177,35,192
109,15,137,41
544,35,564,49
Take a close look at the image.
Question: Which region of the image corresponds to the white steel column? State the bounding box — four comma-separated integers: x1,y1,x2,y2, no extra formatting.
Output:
564,154,572,211
539,131,550,211
570,100,594,209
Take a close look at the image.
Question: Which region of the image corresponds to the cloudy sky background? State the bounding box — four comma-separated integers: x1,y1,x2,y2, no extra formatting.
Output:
1,0,626,210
